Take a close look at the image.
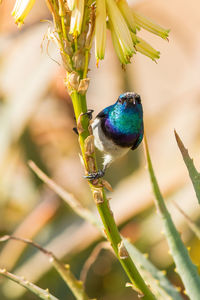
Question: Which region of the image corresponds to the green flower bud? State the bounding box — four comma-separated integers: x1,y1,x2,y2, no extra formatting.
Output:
110,22,132,65
117,0,137,33
135,37,160,62
106,0,134,57
133,12,170,40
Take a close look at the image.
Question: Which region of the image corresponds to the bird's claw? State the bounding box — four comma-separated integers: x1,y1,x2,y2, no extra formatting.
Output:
84,169,105,180
82,109,94,120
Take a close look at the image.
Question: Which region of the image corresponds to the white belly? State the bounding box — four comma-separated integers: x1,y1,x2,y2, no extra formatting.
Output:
92,118,129,168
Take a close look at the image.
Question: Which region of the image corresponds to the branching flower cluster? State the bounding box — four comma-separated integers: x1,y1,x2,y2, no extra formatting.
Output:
12,0,169,67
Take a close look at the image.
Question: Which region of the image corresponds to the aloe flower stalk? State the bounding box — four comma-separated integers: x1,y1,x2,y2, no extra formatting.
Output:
95,0,107,62
106,0,134,57
11,0,36,27
70,0,84,36
117,0,137,33
133,12,170,40
9,1,172,298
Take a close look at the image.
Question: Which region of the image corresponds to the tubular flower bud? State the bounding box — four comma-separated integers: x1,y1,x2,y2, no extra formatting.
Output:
69,0,84,36
133,12,170,40
95,0,107,62
130,31,139,46
67,0,76,11
110,22,132,65
135,37,160,62
12,0,36,27
106,0,134,57
117,0,137,33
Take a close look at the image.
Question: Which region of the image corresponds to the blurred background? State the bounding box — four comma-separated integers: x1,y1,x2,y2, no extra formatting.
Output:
0,0,200,299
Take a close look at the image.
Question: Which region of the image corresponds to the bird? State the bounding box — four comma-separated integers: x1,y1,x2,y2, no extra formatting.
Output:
85,92,144,180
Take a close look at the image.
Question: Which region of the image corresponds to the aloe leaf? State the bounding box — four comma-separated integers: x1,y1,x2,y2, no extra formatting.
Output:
175,130,200,205
124,239,183,300
173,201,200,240
28,160,102,230
144,134,200,299
0,268,59,300
0,236,90,300
29,161,183,300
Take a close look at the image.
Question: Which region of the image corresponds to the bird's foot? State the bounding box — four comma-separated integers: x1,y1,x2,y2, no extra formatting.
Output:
82,109,94,120
84,169,105,180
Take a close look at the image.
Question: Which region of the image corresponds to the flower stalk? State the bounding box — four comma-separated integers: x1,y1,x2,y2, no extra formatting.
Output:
10,0,170,298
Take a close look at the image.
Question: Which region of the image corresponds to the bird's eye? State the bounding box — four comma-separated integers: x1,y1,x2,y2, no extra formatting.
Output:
135,94,141,104
118,97,125,104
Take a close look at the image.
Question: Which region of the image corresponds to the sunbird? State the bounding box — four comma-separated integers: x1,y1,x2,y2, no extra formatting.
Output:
86,92,144,180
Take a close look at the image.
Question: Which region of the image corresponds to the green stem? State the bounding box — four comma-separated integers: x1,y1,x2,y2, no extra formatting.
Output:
58,0,67,40
61,17,67,39
28,161,183,300
83,50,89,79
74,36,78,52
71,91,156,299
46,0,155,299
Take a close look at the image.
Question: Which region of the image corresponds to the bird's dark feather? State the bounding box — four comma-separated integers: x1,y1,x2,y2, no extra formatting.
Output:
96,110,107,119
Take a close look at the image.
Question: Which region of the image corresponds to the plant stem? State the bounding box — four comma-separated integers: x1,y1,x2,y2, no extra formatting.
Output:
47,0,156,297
83,50,89,79
71,91,156,299
29,161,183,300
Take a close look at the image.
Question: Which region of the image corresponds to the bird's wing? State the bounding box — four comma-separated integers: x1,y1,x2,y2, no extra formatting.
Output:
131,134,143,150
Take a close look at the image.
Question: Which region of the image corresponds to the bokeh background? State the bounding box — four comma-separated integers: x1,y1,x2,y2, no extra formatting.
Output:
0,0,200,299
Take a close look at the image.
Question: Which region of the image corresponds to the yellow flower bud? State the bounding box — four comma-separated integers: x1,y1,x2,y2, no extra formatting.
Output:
130,31,139,45
95,0,107,62
67,0,76,11
106,0,134,57
117,0,136,33
12,0,36,27
110,22,132,65
133,12,170,40
135,37,160,61
69,0,84,36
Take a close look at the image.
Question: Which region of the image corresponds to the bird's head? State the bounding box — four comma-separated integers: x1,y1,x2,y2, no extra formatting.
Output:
117,92,141,108
102,92,143,137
